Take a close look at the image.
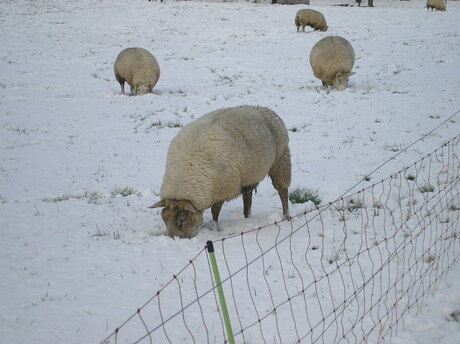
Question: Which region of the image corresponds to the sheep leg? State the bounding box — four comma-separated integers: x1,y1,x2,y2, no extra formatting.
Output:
242,184,258,218
242,188,252,218
119,81,125,95
269,147,292,220
211,201,224,230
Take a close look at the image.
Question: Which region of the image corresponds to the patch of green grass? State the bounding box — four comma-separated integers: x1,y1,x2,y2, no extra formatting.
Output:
449,310,460,323
337,199,365,213
448,204,459,211
147,120,182,130
289,187,321,206
346,199,364,212
111,186,140,198
419,184,435,193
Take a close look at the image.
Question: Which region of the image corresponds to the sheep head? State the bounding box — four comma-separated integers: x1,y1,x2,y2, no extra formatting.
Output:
135,83,153,95
149,199,203,238
333,72,355,91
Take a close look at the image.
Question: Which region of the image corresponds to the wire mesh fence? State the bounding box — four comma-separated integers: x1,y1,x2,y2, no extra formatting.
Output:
101,133,459,344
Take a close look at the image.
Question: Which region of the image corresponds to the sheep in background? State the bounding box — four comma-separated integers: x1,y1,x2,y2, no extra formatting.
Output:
295,9,328,32
426,0,446,11
309,36,355,90
113,47,160,95
150,106,292,238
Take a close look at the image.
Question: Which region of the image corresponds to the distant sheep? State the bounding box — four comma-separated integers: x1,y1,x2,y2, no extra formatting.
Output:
295,9,328,32
426,0,446,11
150,106,292,238
114,47,160,95
309,36,355,90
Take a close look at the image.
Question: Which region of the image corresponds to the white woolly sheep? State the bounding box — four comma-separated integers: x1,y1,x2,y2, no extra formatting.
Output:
309,36,355,91
426,0,446,11
113,47,160,95
149,106,292,238
295,9,328,32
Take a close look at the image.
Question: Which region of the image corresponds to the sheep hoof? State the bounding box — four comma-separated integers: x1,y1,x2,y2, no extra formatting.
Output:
212,220,220,232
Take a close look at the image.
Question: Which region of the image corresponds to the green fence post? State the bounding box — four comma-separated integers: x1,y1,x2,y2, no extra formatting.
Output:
206,241,235,344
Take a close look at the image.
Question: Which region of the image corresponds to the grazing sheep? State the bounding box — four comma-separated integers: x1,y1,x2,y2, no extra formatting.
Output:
426,0,446,11
150,106,292,238
113,47,160,95
309,36,355,90
295,9,328,32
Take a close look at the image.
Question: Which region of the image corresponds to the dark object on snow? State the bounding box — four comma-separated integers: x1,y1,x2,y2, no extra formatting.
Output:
275,0,310,4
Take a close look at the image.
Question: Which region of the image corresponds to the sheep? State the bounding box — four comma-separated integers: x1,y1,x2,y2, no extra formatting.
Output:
113,47,160,95
295,9,328,32
426,0,446,11
309,35,355,90
149,106,292,238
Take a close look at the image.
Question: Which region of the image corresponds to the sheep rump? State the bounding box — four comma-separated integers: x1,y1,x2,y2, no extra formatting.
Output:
295,9,328,32
151,106,292,238
426,0,446,11
113,47,160,95
309,35,355,90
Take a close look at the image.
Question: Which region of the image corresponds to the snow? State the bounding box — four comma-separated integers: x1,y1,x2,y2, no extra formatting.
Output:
0,0,459,343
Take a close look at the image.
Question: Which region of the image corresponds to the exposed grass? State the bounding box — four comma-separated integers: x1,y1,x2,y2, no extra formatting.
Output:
288,187,321,206
347,199,364,212
92,227,120,240
419,184,435,193
337,199,364,213
372,201,382,216
92,228,110,238
288,123,311,133
111,186,140,198
146,120,182,130
448,204,460,211
449,310,460,323
384,143,403,152
424,254,436,264
326,248,340,265
405,174,416,181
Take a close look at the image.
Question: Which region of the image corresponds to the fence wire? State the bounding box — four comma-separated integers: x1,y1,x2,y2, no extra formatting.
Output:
101,133,460,344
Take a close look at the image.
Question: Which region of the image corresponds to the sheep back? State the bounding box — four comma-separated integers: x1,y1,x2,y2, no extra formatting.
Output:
309,36,355,89
295,9,328,32
159,106,291,212
113,47,160,95
426,0,446,11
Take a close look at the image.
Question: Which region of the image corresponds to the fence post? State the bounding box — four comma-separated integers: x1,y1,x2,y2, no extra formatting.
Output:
206,240,235,344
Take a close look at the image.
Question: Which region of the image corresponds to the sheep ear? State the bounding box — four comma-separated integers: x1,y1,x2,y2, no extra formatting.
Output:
348,72,356,76
148,200,166,208
184,203,198,214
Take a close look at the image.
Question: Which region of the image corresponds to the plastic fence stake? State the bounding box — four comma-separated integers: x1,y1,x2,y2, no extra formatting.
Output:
206,241,235,344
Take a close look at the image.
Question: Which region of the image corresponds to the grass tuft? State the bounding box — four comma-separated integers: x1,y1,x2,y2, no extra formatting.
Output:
419,184,435,193
111,186,140,198
289,187,321,206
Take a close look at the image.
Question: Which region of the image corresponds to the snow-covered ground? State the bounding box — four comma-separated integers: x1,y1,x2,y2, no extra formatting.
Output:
0,0,459,343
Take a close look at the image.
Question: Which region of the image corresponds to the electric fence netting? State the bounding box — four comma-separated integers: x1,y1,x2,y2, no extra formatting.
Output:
101,130,459,344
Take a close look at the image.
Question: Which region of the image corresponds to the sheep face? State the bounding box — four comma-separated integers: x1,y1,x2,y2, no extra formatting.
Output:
149,199,203,238
333,72,353,91
135,83,153,95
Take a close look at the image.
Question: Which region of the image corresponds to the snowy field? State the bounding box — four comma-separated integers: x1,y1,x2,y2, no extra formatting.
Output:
1,0,459,343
